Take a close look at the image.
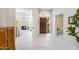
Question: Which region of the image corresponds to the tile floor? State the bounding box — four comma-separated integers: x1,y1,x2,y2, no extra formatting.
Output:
15,30,79,50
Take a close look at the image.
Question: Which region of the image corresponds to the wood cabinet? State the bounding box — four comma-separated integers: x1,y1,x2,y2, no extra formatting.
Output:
0,27,15,50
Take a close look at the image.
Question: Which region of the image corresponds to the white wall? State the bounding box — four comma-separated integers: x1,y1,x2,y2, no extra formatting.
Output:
16,8,39,39
32,9,39,39
32,9,53,39
0,8,15,27
16,8,32,30
52,8,76,36
52,8,79,44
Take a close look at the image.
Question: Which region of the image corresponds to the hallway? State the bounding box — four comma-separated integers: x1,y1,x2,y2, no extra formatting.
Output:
15,8,79,50
15,31,79,50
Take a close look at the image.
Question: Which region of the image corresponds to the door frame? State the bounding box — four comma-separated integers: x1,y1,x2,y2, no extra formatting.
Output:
39,9,52,34
55,14,64,36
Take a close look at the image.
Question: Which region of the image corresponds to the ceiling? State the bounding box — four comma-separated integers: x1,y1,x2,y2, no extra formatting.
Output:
38,8,53,11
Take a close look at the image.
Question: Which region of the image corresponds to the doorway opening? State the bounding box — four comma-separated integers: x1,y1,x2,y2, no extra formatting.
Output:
15,8,33,49
55,14,63,36
39,10,51,34
16,8,33,37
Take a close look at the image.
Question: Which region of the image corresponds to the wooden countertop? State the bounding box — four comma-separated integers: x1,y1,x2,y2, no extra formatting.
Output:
0,26,14,29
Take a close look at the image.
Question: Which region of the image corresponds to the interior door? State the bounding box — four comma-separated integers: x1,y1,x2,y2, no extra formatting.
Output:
40,18,47,33
56,15,63,35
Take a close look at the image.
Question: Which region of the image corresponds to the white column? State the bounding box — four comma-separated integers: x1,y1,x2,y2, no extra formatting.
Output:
32,9,39,39
52,9,56,36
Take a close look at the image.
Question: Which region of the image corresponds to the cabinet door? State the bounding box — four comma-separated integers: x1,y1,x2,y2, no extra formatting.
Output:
0,28,7,50
7,27,15,50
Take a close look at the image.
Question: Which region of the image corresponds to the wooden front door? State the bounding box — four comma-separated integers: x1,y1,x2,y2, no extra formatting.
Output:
40,18,47,33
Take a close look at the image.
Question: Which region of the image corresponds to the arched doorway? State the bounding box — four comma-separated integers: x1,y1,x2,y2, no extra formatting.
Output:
39,10,51,34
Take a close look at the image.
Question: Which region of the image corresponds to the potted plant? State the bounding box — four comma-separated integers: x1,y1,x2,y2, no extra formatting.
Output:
67,8,79,43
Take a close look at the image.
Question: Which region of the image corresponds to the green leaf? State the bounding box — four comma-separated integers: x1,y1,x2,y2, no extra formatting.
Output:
67,8,79,43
